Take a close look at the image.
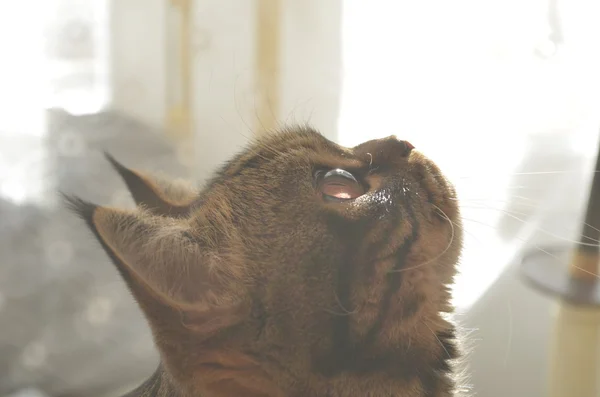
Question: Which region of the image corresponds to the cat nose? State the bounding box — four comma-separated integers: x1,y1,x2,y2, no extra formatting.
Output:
353,135,414,162
388,135,413,157
400,140,414,157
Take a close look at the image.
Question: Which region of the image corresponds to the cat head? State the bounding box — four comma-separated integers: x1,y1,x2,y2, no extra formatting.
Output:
67,126,462,396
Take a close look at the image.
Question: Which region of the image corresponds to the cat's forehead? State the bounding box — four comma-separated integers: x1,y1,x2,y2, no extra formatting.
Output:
219,128,414,179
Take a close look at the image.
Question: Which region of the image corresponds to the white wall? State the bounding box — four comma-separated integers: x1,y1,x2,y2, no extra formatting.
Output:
109,0,167,130
192,0,256,181
192,0,343,182
108,0,343,180
0,0,47,137
280,0,342,140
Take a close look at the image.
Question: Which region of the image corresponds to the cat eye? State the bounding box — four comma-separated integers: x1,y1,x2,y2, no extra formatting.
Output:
316,168,365,202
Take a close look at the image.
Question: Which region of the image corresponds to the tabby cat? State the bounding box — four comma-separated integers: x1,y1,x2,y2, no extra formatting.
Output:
66,126,464,397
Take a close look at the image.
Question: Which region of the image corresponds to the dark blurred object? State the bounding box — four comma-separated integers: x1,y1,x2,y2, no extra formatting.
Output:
0,109,191,397
5,388,49,397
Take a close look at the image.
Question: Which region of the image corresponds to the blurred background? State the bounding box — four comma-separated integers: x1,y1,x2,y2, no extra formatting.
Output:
1,0,600,396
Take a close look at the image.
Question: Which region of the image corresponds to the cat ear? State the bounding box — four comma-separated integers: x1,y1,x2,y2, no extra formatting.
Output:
64,195,247,337
105,152,197,218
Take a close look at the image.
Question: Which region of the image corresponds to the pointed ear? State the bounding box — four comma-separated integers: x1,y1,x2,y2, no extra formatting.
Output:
105,153,197,218
64,195,247,338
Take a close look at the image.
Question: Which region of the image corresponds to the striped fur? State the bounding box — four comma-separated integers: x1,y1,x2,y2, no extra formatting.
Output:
66,126,465,396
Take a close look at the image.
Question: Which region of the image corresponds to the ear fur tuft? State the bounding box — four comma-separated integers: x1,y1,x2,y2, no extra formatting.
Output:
104,152,197,218
61,192,97,224
64,193,246,340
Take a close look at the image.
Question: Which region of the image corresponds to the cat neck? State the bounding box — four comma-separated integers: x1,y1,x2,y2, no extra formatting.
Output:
123,360,457,397
122,365,183,397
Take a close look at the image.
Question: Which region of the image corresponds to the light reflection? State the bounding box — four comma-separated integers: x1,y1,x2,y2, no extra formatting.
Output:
0,1,109,205
0,1,47,139
339,0,600,310
0,182,27,205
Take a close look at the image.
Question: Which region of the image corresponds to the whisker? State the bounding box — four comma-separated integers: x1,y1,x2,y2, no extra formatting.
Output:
252,94,269,134
472,201,600,246
459,215,600,279
460,217,499,226
461,214,600,246
460,206,531,217
389,203,455,274
232,71,259,136
454,170,591,178
456,196,540,203
425,322,451,359
215,121,281,164
454,181,540,190
457,195,543,206
503,299,513,367
506,194,541,203
533,245,600,280
229,74,290,160
322,308,358,317
322,289,358,317
449,218,482,246
458,202,545,213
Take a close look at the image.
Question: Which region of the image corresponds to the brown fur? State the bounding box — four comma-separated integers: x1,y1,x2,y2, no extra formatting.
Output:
65,126,464,396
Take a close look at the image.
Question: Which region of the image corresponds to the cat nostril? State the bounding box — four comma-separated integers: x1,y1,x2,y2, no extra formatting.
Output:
400,140,414,157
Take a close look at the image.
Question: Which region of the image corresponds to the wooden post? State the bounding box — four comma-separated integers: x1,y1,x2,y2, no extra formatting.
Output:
548,303,600,397
519,136,600,397
547,146,600,397
255,0,281,136
166,0,193,142
165,0,194,169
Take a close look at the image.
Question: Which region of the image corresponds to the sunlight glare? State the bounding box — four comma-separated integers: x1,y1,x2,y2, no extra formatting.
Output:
338,0,600,310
